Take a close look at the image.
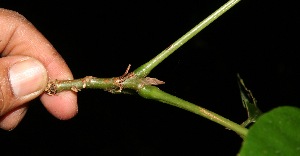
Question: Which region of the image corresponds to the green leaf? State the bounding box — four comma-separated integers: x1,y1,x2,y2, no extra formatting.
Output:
239,106,300,156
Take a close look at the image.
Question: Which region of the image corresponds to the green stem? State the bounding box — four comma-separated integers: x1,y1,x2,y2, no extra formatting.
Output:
138,85,248,138
134,0,241,78
45,76,121,95
46,75,248,138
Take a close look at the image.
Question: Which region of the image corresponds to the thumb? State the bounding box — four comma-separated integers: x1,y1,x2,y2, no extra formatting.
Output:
0,56,48,130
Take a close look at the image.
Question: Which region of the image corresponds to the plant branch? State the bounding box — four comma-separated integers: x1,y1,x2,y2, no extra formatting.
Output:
134,0,241,78
138,86,248,138
44,0,246,138
44,65,165,95
45,67,248,138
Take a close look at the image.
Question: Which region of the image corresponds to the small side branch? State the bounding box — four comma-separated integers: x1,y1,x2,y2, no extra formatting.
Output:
134,0,241,77
138,85,248,138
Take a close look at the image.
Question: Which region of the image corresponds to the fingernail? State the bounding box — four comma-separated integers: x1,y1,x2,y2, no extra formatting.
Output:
9,58,47,98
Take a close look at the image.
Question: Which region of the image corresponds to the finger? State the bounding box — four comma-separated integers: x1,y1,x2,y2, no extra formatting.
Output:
41,91,78,120
0,105,28,131
0,9,78,120
0,56,47,116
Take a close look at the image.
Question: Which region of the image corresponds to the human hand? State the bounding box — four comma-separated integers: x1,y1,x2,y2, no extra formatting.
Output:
0,8,78,131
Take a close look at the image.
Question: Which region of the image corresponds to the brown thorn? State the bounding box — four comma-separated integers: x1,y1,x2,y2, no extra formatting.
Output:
120,64,131,78
113,64,134,92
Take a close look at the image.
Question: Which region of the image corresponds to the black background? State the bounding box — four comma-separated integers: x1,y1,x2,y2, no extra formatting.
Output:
1,0,300,155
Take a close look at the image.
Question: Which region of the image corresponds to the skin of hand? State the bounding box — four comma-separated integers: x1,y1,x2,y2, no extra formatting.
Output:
0,8,78,131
